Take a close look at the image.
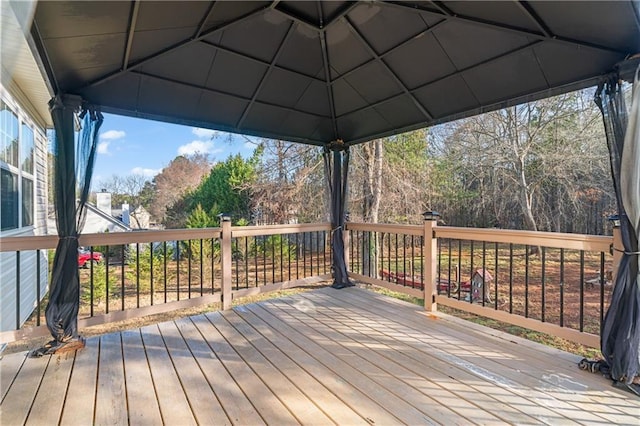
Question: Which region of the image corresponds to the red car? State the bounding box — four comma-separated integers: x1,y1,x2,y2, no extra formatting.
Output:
78,247,103,268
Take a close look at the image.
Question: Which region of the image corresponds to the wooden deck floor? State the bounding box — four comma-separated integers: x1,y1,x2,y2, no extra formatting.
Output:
2,287,639,425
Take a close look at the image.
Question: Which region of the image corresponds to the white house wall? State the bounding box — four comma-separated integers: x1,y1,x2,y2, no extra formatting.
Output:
0,82,49,334
0,250,48,332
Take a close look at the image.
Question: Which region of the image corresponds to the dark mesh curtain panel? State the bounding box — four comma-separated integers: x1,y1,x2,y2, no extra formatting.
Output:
595,76,640,387
323,144,353,289
39,95,103,353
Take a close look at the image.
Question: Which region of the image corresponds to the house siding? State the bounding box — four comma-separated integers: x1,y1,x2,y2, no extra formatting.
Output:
0,83,49,334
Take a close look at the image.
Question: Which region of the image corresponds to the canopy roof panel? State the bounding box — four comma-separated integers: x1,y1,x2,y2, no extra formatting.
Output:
30,1,640,145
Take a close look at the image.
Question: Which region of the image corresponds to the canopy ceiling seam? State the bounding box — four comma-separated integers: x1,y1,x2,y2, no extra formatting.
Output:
273,1,360,33
514,0,553,38
235,21,296,130
198,39,325,84
388,1,630,56
129,70,331,120
122,0,140,72
79,4,271,92
328,19,448,86
194,1,219,39
335,39,545,121
320,31,339,141
428,29,482,107
343,16,433,121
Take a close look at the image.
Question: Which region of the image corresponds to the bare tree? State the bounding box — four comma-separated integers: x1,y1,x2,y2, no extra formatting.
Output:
429,90,613,234
250,140,324,224
149,153,211,225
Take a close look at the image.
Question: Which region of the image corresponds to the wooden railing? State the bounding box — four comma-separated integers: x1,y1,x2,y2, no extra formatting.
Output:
346,221,615,348
0,222,332,343
1,220,616,348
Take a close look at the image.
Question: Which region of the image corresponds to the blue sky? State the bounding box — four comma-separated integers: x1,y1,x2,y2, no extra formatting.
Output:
92,113,257,186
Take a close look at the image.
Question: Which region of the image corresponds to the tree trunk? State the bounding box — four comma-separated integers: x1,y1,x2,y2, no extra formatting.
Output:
362,139,383,277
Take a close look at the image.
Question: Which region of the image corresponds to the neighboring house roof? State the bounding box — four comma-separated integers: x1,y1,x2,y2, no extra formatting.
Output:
47,202,131,234
84,203,132,231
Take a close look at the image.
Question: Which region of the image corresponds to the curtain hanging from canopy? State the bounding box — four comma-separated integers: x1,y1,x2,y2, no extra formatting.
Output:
323,141,354,289
594,70,640,395
31,95,103,356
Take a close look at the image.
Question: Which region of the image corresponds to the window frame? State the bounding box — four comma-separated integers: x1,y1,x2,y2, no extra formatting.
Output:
0,93,42,235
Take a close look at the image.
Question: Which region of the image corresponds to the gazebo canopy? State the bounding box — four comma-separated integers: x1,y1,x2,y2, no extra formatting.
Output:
27,0,639,146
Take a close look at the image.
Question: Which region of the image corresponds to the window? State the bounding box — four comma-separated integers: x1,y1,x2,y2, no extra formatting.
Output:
0,97,37,232
1,168,18,230
21,124,34,174
22,177,33,227
1,100,19,167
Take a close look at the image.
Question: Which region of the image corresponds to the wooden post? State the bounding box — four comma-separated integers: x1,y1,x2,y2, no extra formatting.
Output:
423,212,439,312
221,215,232,310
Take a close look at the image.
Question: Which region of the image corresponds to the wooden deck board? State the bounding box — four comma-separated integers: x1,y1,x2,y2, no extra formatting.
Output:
2,287,639,425
95,332,128,425
140,324,196,425
196,312,300,425
0,354,48,425
330,288,636,423
121,330,163,426
224,308,368,425
25,350,74,426
157,320,231,425
1,349,26,401
288,292,542,425
59,337,99,426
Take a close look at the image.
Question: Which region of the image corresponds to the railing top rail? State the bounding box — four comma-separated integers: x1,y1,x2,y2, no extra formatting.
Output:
231,223,331,237
0,223,333,252
0,235,59,251
346,222,423,236
435,226,612,252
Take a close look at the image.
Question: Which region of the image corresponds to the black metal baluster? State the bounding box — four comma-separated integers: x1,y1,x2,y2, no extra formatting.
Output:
163,241,167,304
36,250,41,325
106,248,110,314
457,240,462,300
524,245,529,318
541,247,546,322
200,239,204,296
509,244,513,313
121,245,126,311
437,238,442,294
296,233,300,280
188,240,192,299
255,236,259,287
447,239,452,297
403,235,407,285
136,243,140,308
263,235,267,285
600,252,605,329
176,242,181,301
90,246,95,315
482,241,486,306
579,250,585,332
560,248,565,327
493,242,499,309
150,243,154,305
469,240,474,303
211,238,215,294
15,251,20,329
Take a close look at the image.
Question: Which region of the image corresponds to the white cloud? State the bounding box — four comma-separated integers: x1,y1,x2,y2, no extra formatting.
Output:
131,167,161,177
100,130,126,140
178,140,223,156
192,127,217,139
97,141,110,155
